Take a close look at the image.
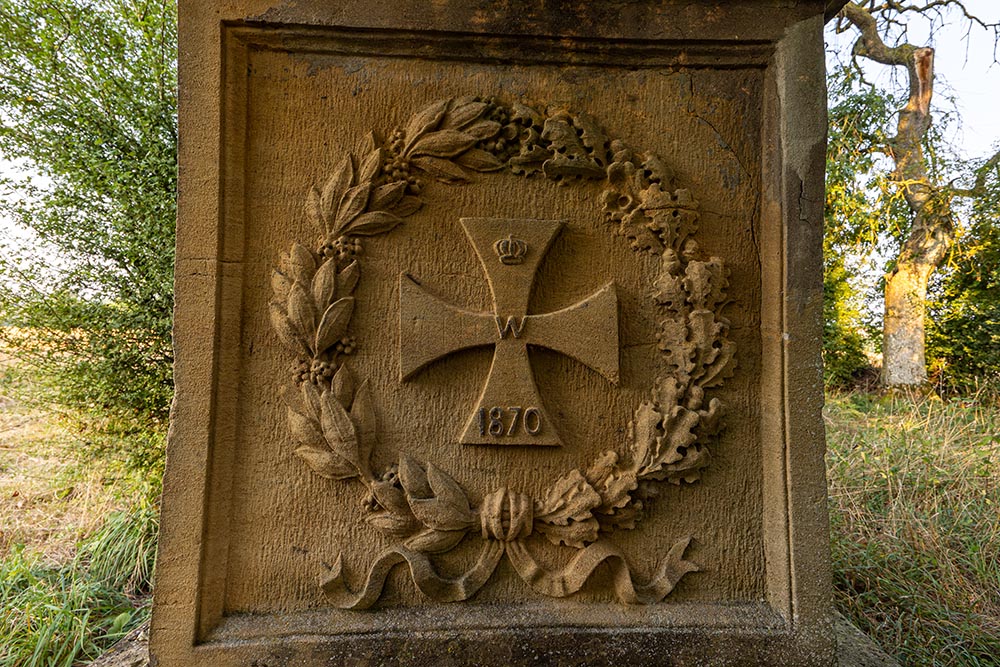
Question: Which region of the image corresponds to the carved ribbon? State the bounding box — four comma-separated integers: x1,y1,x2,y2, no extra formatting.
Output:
321,535,696,610
322,541,504,610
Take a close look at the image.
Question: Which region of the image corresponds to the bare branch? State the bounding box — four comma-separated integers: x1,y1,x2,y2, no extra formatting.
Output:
950,148,1000,197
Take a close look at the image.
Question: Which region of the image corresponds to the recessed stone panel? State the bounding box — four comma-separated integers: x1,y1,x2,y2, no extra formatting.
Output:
154,2,837,665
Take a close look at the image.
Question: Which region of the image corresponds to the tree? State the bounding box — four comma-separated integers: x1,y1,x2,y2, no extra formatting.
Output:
830,1,1000,388
0,0,177,430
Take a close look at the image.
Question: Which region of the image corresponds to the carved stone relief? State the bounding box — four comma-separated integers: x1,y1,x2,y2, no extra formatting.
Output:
268,97,736,609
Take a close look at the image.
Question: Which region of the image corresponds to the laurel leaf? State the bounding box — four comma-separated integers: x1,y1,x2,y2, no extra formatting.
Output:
287,405,325,447
306,186,324,232
300,382,323,421
443,100,488,129
369,181,407,211
398,454,431,499
404,528,466,554
295,445,357,480
323,156,354,227
311,258,338,308
283,243,316,284
269,302,309,356
346,211,404,236
320,389,359,468
372,480,411,516
366,511,419,537
335,260,360,299
270,269,292,301
287,282,318,342
331,363,355,409
390,195,423,218
411,156,469,184
463,120,501,140
407,463,474,531
409,130,477,158
357,147,383,183
455,148,504,172
315,297,354,355
351,381,377,473
334,182,372,233
279,385,302,412
403,98,449,151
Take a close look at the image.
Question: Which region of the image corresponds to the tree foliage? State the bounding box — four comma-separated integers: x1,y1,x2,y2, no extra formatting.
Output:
927,176,1000,390
0,0,177,429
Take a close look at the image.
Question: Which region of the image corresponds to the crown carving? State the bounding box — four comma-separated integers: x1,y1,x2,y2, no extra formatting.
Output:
494,234,528,265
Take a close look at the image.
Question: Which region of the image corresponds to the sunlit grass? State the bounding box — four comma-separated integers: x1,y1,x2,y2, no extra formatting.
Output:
826,390,1000,667
0,357,159,667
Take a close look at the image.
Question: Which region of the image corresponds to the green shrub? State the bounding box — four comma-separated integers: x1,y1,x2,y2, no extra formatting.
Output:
927,189,1000,393
0,0,177,437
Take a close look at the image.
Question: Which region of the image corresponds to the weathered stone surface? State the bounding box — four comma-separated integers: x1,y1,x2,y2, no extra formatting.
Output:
154,1,843,664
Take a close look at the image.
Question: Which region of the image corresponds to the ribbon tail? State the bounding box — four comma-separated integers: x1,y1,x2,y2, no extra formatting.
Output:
506,536,698,604
321,540,504,609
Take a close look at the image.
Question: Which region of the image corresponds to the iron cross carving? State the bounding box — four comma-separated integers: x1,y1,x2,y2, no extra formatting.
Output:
399,218,619,446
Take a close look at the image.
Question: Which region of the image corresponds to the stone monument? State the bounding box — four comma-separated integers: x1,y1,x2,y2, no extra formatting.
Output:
153,1,858,664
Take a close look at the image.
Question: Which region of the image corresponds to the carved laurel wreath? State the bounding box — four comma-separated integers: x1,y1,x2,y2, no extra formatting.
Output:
270,97,735,609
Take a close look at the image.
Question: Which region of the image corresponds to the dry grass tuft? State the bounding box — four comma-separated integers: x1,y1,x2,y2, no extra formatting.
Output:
826,390,1000,667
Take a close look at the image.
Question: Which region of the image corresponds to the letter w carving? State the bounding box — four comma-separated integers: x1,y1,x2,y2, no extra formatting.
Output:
495,316,525,339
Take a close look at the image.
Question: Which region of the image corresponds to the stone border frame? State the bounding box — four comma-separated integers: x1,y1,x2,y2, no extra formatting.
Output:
153,3,831,665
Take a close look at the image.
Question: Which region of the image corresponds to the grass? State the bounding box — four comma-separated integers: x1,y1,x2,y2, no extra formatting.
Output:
826,390,1000,667
0,359,161,667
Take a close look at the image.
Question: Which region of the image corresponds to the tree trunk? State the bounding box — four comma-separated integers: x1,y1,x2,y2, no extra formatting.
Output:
881,259,933,387
842,3,948,388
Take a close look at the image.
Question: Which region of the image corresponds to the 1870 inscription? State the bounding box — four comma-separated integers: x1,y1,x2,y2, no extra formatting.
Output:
399,217,619,446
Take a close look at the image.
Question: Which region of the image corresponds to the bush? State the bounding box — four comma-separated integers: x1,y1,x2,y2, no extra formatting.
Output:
0,0,177,436
927,189,1000,393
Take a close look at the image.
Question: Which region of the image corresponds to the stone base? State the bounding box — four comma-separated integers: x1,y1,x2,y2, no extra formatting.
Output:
835,614,901,667
98,614,897,667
